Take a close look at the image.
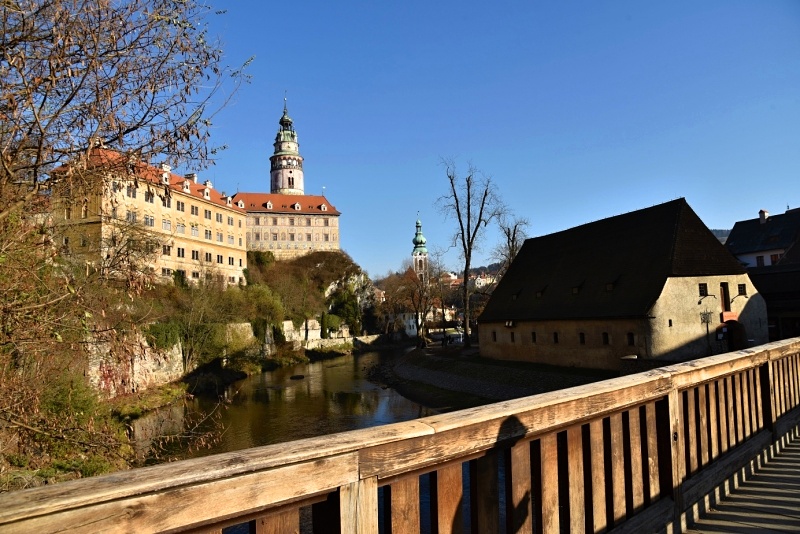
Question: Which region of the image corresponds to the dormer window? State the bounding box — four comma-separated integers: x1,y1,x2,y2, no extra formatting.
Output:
293,203,301,210
183,181,191,193
226,196,232,206
321,204,327,212
266,201,272,210
237,200,244,208
203,188,210,200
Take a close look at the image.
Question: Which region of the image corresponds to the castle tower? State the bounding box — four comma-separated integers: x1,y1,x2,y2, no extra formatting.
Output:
412,219,428,283
270,99,305,195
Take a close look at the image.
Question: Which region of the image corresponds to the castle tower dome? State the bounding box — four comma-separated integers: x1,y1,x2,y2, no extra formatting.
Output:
412,219,428,282
270,98,305,195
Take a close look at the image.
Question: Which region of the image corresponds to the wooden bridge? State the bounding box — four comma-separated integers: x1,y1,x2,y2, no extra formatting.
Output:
2,338,800,533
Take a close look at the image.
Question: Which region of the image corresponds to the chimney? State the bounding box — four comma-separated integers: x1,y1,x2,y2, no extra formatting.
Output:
759,209,769,224
160,163,171,185
185,172,198,183
203,179,213,189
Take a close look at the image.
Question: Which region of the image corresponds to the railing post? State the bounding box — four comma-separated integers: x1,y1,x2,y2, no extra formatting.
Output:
760,360,776,433
339,477,378,534
657,387,686,532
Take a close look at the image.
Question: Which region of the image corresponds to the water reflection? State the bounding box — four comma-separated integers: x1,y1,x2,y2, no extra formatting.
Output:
178,350,436,457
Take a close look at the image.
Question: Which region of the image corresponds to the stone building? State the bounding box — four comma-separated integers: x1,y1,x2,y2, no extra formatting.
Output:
234,102,341,260
52,146,247,285
478,199,768,371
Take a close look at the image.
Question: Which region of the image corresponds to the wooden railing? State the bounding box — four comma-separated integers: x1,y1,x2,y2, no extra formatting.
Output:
2,338,800,533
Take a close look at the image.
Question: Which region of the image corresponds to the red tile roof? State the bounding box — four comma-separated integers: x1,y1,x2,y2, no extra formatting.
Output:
233,192,341,216
79,148,245,213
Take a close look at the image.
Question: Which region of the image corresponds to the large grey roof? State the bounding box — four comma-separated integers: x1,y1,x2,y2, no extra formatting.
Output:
479,198,745,323
726,208,800,256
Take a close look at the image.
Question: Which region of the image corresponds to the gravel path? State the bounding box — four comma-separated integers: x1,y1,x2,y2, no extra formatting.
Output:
390,346,613,402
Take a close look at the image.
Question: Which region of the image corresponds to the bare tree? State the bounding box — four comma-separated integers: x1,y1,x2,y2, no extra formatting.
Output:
437,160,504,347
494,213,530,281
0,0,247,482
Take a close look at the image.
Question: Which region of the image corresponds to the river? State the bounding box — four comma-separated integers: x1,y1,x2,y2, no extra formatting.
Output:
137,349,437,460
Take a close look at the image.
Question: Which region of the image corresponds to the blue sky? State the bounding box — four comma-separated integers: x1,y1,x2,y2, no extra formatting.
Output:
197,1,800,278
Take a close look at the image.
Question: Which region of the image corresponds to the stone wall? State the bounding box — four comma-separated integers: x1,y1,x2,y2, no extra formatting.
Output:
86,329,183,398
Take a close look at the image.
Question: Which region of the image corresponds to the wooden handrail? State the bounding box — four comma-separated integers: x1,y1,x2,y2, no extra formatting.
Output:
2,338,799,533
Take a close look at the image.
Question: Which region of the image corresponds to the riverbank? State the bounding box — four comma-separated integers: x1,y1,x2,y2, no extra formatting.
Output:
375,345,618,412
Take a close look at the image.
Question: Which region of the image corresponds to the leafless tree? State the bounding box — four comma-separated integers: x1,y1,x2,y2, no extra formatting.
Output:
437,160,504,347
493,213,530,281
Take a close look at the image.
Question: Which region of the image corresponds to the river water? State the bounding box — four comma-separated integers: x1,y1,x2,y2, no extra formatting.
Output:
151,349,437,459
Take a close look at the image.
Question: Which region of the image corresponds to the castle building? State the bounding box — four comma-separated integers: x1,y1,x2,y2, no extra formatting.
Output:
52,146,248,285
233,102,341,260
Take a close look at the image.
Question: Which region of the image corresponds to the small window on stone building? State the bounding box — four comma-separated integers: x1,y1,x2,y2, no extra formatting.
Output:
531,332,537,343
492,331,497,342
510,332,515,343
579,332,585,345
698,283,708,297
627,333,635,346
738,284,747,296
602,332,610,345
669,319,673,327
756,256,764,267
553,332,559,344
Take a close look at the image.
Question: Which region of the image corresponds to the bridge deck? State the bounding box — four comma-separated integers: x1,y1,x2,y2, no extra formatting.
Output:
688,434,800,533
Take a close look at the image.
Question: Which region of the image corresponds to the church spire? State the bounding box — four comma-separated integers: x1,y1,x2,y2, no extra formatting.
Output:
412,218,428,282
270,98,304,195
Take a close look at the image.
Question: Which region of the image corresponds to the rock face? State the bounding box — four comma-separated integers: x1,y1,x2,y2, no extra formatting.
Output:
86,329,183,398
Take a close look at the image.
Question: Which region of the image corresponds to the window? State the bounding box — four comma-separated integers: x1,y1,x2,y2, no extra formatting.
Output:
627,333,635,346
738,284,747,296
162,197,171,208
492,331,497,342
602,332,610,345
306,218,311,226
553,332,559,344
162,245,171,256
144,191,154,203
192,250,199,260
204,209,211,220
177,247,185,258
216,254,223,264
324,234,329,242
289,233,295,241
254,232,260,241
228,216,234,226
176,201,185,212
191,271,200,279
255,217,260,226
205,252,212,262
324,219,329,227
239,238,242,246
126,185,137,198
161,268,172,277
64,206,72,219
510,332,515,343
698,283,708,297
307,233,312,242
177,223,185,234
216,232,223,242
289,218,295,226
531,332,537,343
191,225,199,237
579,332,585,345
126,210,137,223
228,235,234,244
191,205,199,216
228,257,234,265
239,258,243,267
272,233,278,241
162,219,171,231
216,213,223,223
272,217,278,226
204,229,212,240
144,215,155,227
770,254,782,265
756,256,764,267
